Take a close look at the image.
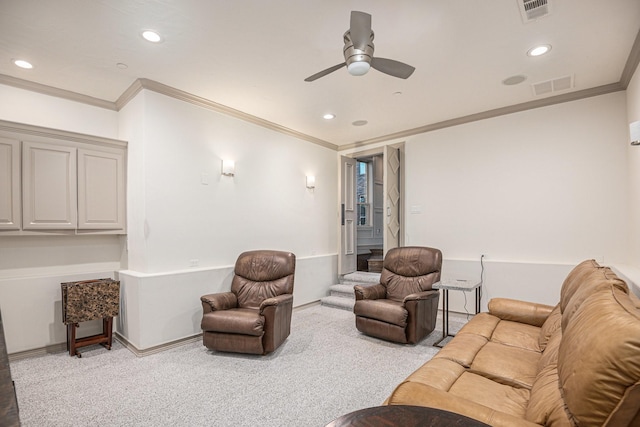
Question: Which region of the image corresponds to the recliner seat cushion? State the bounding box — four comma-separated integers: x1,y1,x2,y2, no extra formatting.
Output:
354,299,407,327
201,308,264,336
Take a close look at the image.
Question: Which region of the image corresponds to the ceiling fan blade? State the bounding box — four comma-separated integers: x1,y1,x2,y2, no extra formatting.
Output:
371,57,416,79
350,11,372,50
304,63,346,82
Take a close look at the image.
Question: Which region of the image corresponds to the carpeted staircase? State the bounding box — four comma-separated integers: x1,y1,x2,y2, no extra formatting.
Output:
320,271,381,311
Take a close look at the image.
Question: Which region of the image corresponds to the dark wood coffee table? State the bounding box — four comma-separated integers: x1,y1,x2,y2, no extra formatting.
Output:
326,405,490,427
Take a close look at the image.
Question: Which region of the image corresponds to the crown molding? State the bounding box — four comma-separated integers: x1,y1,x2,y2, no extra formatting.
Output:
341,82,626,151
0,73,117,110
2,24,639,153
133,78,338,151
621,28,640,88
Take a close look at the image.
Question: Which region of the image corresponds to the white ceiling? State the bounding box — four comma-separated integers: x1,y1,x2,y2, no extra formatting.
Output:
1,0,639,148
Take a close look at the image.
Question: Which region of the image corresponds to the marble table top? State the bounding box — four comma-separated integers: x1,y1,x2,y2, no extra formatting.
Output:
433,279,482,291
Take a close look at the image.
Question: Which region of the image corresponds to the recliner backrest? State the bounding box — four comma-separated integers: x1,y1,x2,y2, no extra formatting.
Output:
380,246,442,302
231,250,296,309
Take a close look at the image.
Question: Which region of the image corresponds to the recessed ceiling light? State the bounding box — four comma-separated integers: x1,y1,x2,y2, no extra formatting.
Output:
352,120,368,126
141,30,163,43
393,91,403,96
527,44,551,57
13,59,33,69
323,113,336,120
116,62,128,69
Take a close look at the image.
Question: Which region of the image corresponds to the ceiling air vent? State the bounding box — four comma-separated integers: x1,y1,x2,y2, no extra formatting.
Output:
519,0,550,22
532,75,573,96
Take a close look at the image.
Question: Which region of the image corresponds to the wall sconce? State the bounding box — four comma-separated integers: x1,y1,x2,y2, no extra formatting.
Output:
631,121,640,146
221,159,235,176
306,175,316,189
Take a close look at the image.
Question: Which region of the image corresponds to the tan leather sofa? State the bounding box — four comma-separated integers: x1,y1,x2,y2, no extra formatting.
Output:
384,260,640,426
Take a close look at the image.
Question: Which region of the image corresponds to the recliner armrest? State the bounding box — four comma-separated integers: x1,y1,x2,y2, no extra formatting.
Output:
201,292,238,313
403,289,439,303
259,294,293,313
488,297,554,327
354,283,386,300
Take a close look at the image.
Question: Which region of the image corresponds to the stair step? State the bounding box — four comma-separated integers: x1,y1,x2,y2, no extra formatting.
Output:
340,272,380,285
329,284,356,298
321,295,355,311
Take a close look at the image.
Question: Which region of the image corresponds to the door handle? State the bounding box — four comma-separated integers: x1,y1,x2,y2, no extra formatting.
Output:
341,203,345,225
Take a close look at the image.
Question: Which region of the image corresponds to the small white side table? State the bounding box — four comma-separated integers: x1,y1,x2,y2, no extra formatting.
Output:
432,279,482,348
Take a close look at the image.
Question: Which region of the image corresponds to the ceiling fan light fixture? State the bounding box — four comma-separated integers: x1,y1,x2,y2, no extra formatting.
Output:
347,61,370,76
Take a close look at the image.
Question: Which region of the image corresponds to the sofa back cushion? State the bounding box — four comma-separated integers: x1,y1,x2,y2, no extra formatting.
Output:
380,246,442,302
538,303,561,351
557,286,640,426
559,259,601,311
560,265,628,331
231,250,296,309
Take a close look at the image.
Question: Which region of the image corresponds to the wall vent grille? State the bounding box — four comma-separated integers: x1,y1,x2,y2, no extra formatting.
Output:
519,0,550,22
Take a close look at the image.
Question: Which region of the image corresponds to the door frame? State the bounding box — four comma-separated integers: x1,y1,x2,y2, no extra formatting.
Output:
339,142,405,274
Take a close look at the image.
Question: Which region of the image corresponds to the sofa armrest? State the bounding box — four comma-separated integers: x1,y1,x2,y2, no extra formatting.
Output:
404,289,439,303
385,381,541,427
259,294,294,313
354,283,386,301
488,298,554,327
201,292,237,314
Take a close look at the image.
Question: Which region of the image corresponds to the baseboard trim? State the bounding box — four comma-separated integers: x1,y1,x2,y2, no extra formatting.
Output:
8,342,67,362
114,332,203,358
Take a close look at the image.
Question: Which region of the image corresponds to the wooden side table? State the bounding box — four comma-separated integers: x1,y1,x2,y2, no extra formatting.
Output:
432,279,482,348
61,278,120,358
326,405,490,427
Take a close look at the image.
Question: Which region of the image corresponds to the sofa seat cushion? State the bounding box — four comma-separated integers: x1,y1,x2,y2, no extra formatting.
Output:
402,357,467,391
470,341,540,389
449,371,530,419
433,333,488,368
491,320,541,352
201,308,264,336
455,312,500,340
354,299,407,327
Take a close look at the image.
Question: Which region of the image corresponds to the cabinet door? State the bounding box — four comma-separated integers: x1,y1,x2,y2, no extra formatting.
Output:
22,141,77,229
0,138,21,230
77,148,125,230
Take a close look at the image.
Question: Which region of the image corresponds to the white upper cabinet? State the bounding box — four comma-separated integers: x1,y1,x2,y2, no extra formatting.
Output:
0,137,21,230
22,141,78,230
77,148,125,230
0,120,127,235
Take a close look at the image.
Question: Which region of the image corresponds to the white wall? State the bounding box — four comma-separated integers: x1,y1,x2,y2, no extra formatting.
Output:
0,84,125,354
1,84,339,354
402,92,630,310
0,84,119,139
116,89,339,350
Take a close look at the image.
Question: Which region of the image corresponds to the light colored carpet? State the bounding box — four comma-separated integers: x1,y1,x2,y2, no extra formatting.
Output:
10,305,469,427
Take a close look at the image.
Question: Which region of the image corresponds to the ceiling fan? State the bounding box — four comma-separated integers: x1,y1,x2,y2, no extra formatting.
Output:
304,11,416,82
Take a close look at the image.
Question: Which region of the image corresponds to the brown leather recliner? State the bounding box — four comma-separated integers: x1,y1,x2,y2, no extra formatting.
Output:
200,250,295,355
354,246,442,344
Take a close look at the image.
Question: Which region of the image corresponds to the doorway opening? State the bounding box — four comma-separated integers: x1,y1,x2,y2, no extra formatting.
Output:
339,143,403,277
355,155,384,272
